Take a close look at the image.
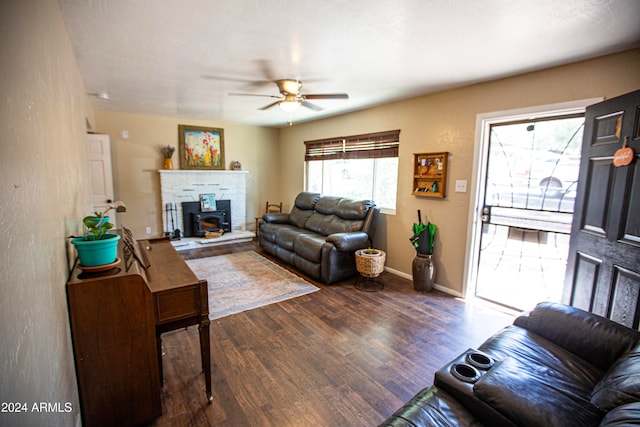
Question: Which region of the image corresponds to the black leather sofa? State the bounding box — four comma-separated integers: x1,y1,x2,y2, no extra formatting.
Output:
258,192,379,284
379,302,640,426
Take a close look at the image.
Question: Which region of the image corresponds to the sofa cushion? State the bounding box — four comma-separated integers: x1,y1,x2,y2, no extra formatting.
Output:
514,302,640,370
305,198,369,236
336,198,374,220
473,357,604,427
294,233,326,263
289,206,314,229
479,325,604,392
260,222,298,243
276,227,316,251
591,343,640,411
314,196,342,214
599,401,640,426
295,191,321,210
287,192,320,228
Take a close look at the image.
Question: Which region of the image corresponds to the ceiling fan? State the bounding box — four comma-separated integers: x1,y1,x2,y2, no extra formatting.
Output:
229,79,348,112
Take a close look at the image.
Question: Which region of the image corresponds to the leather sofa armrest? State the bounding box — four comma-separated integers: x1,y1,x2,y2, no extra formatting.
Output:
326,232,369,252
262,212,289,224
513,302,640,370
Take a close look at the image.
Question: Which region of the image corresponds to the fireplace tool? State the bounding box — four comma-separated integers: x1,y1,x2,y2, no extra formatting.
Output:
164,203,181,240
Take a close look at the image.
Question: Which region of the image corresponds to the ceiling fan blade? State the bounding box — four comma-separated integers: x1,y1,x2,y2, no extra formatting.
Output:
203,74,270,88
259,101,282,110
256,59,276,81
301,101,323,111
303,93,349,100
229,92,281,99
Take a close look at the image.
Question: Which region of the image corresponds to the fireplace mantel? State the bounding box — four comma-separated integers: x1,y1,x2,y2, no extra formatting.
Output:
158,170,249,175
159,170,248,235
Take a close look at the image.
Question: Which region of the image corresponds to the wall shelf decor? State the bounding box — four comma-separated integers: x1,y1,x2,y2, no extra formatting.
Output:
412,152,449,198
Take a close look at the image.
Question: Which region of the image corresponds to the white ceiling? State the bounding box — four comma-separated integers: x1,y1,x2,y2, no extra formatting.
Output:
59,0,640,128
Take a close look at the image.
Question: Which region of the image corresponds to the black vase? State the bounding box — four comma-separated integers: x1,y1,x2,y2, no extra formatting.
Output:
412,254,435,292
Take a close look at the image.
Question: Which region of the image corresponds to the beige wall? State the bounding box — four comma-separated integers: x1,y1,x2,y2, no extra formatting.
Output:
279,49,640,295
0,1,93,425
0,2,636,424
94,112,280,238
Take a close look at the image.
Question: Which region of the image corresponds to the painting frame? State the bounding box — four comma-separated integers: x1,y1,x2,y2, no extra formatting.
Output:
178,124,225,170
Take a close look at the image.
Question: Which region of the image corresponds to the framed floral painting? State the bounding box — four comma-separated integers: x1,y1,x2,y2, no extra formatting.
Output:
178,125,225,170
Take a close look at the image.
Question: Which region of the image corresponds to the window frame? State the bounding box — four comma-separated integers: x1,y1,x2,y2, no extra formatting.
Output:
304,130,400,214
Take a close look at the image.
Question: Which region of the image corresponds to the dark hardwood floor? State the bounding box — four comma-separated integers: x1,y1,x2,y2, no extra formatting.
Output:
149,240,514,426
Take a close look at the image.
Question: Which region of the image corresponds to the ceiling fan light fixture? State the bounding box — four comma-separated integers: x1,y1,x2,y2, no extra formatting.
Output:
279,79,301,95
279,100,301,112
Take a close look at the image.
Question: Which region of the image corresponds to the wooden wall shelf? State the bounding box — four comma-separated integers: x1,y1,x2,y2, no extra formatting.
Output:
412,152,449,198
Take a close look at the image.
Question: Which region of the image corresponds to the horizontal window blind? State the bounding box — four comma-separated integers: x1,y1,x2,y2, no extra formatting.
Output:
304,129,400,161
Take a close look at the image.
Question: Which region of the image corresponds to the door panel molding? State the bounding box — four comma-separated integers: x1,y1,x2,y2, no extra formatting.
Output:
581,157,615,236
593,111,624,146
566,251,601,311
609,265,640,329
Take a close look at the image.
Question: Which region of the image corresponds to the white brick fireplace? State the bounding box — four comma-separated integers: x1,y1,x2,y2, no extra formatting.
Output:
159,170,248,235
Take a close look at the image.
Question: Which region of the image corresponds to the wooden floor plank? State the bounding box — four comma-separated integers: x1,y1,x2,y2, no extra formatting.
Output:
148,240,513,426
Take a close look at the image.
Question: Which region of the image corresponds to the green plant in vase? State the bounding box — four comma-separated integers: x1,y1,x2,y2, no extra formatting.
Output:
81,201,126,240
360,247,382,256
72,201,127,267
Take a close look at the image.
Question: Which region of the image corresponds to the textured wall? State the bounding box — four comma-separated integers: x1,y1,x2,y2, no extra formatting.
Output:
278,49,640,296
0,1,91,425
94,111,280,238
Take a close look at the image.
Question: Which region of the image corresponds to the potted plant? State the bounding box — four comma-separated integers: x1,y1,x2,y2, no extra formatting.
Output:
359,248,383,257
161,145,176,170
71,201,126,267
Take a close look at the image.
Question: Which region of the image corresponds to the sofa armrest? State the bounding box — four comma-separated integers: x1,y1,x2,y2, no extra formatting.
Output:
513,302,640,370
262,212,290,224
326,232,369,252
377,386,483,427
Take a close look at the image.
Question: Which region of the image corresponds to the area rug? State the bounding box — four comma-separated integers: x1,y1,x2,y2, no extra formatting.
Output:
186,251,319,320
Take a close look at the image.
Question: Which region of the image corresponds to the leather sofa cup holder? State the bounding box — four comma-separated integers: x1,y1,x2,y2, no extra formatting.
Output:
466,351,494,370
450,363,481,384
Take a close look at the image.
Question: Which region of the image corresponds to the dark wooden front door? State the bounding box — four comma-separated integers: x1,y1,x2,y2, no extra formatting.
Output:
564,89,640,329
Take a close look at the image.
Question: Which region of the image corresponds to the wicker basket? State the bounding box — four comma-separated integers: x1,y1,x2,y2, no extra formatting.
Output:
204,230,224,239
355,249,386,277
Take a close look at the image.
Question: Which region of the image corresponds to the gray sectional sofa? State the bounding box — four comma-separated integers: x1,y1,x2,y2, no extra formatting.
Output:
258,192,380,284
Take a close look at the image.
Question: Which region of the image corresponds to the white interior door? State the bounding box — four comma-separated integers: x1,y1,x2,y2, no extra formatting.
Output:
86,134,116,226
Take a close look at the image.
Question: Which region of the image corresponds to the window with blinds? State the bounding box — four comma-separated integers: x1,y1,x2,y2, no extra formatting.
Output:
304,129,400,161
304,130,400,212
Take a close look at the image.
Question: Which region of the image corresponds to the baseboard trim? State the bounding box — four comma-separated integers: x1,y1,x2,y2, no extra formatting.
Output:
384,266,463,298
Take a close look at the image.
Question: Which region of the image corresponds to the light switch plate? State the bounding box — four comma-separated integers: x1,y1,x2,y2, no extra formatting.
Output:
455,180,467,193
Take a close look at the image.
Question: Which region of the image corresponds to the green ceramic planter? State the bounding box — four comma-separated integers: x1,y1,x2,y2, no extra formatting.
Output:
72,233,120,267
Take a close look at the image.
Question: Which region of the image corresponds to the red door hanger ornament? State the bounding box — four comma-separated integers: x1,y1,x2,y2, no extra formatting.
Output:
613,136,635,167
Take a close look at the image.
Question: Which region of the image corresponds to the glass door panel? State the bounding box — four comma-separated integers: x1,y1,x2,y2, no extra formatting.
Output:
475,116,584,311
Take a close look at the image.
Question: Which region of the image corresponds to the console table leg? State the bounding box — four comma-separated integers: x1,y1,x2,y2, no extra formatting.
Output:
198,318,213,403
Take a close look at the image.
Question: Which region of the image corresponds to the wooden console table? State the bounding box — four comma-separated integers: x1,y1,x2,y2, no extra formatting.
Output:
67,231,211,427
